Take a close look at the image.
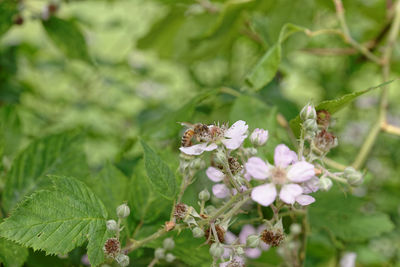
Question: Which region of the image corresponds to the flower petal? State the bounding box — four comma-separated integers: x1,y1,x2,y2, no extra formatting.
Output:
179,143,217,155
212,184,230,199
245,248,262,259
251,183,277,206
206,167,224,182
239,224,256,244
302,176,320,194
245,157,271,180
221,135,246,150
295,194,315,206
279,184,303,204
287,161,315,182
225,120,248,138
274,144,298,168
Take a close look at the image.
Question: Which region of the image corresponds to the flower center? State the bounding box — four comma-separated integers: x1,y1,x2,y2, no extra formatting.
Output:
271,167,287,185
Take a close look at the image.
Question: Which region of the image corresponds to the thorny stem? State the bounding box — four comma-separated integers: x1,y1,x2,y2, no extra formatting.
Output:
352,0,400,169
221,148,241,192
200,190,251,225
124,191,250,253
298,128,305,160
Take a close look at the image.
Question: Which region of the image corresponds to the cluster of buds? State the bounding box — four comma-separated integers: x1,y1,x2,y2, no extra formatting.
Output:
154,238,176,263
300,103,318,138
103,203,131,267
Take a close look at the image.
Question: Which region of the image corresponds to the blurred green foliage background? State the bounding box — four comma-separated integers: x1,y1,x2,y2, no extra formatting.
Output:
1,0,400,266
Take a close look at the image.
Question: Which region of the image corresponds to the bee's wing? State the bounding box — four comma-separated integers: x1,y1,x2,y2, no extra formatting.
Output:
178,122,195,128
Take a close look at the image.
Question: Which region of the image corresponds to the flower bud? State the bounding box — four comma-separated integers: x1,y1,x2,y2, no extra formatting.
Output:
205,205,216,214
115,254,129,267
344,167,363,186
319,177,333,191
300,103,317,121
246,235,260,248
166,253,176,263
198,189,210,201
106,220,118,232
250,128,269,146
303,119,318,133
116,204,130,218
290,223,302,235
214,149,227,165
154,248,165,259
209,243,224,258
235,246,245,255
192,227,205,238
163,238,175,250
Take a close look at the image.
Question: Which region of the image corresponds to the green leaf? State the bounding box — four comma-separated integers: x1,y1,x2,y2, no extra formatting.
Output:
0,238,28,267
2,130,89,212
0,105,22,162
140,140,177,199
88,163,129,218
309,189,395,242
128,161,171,223
0,0,18,38
289,80,394,137
42,16,91,63
0,176,110,266
245,23,306,90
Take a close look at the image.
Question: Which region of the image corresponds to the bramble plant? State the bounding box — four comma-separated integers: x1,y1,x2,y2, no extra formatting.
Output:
1,0,400,267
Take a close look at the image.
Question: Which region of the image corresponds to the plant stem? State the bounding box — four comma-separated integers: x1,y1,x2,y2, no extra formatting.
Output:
352,0,400,169
381,122,400,136
332,0,382,64
201,190,251,225
148,258,158,267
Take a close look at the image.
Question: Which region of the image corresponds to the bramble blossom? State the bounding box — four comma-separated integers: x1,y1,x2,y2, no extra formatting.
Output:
246,144,316,206
179,120,248,155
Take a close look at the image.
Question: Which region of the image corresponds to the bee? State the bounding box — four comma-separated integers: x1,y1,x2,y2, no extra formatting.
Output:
180,123,210,147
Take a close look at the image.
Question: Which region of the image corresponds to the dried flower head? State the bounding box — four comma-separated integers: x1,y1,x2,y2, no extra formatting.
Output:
228,157,242,174
103,238,121,258
316,110,331,128
174,203,188,220
261,229,284,247
205,225,225,244
314,129,338,152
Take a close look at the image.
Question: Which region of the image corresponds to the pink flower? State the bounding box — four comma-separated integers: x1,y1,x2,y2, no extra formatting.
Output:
250,128,269,146
246,144,316,206
179,121,248,155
